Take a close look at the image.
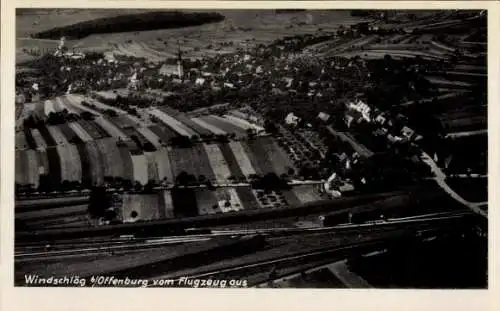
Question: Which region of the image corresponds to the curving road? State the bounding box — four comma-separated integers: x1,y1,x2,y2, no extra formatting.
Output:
420,152,487,217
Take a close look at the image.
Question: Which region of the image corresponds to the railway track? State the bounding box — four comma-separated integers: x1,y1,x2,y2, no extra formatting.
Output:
16,211,471,259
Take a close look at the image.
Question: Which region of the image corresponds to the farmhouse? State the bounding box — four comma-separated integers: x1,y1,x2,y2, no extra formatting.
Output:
318,112,330,122
347,99,372,122
285,112,301,126
401,126,415,140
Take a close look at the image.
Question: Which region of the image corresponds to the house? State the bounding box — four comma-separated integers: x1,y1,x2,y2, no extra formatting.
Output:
347,99,372,122
339,182,355,193
318,112,330,122
195,77,206,86
401,126,415,140
375,113,387,125
158,64,178,76
285,112,301,126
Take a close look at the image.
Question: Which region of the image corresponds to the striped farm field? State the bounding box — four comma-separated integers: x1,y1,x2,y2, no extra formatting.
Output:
78,120,110,140
200,115,248,136
84,142,105,186
64,94,102,116
30,128,48,149
46,147,62,185
58,123,81,144
131,154,149,185
195,189,219,215
145,152,159,182
122,127,153,152
148,125,178,142
136,127,162,148
148,108,197,137
23,128,38,150
76,144,92,187
68,122,93,142
57,96,80,114
16,132,29,150
15,150,28,186
169,113,212,136
94,116,129,140
259,136,296,176
213,188,244,213
152,149,174,183
121,194,162,223
47,125,70,145
242,139,274,175
291,185,325,204
281,189,301,206
109,115,136,129
57,144,82,182
95,138,124,179
33,101,45,119
23,150,40,188
235,187,260,210
36,149,50,178
168,144,215,181
223,114,265,132
160,190,175,219
87,98,130,117
38,125,58,147
43,99,56,117
118,145,134,182
51,97,63,111
190,117,227,135
228,141,257,177
203,143,232,183
218,143,245,180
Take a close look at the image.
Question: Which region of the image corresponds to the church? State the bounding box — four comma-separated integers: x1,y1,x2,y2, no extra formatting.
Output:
158,43,184,79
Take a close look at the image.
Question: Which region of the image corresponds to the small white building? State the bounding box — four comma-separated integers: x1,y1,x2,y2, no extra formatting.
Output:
318,112,330,122
285,112,301,126
347,99,372,122
401,126,415,140
195,77,206,86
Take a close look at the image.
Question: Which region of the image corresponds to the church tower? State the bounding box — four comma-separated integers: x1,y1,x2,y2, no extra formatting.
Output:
176,40,184,80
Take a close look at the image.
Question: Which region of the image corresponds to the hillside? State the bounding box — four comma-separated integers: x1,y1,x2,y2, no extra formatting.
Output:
31,11,226,40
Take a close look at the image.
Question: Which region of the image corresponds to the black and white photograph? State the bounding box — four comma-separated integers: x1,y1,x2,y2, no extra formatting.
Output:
13,8,488,289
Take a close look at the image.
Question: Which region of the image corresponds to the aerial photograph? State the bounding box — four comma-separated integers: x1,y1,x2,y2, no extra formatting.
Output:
14,9,487,288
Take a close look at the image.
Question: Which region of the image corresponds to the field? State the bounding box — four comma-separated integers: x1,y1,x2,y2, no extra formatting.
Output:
67,122,93,142
198,115,248,137
152,149,174,183
121,193,164,222
84,141,105,186
15,150,39,187
17,10,367,64
190,117,227,135
167,144,215,181
228,141,258,177
30,128,48,149
148,108,196,137
259,136,296,176
203,143,232,183
95,138,124,179
148,124,178,142
291,185,326,204
131,154,149,185
56,144,82,182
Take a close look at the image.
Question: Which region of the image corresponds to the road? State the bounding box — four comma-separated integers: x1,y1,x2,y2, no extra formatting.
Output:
420,152,487,217
326,126,374,158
